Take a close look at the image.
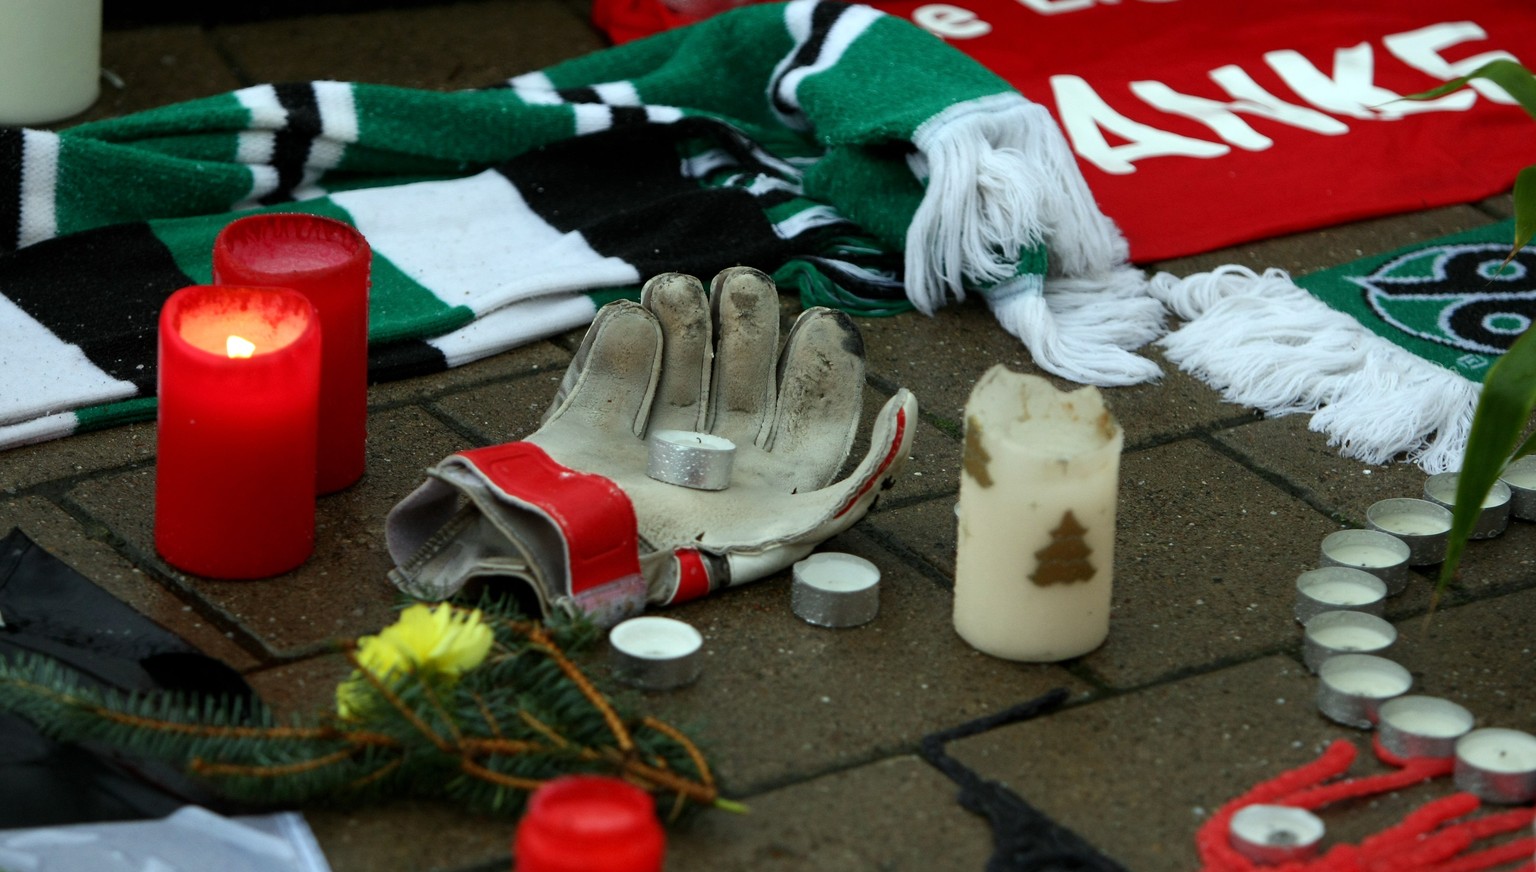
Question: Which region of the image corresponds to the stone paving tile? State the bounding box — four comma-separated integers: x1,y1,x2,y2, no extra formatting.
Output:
1388,586,1536,729
868,440,1340,689
213,0,606,90
666,756,992,871
946,656,1434,872
0,495,258,670
66,407,467,657
305,800,515,872
242,653,353,721
630,528,1091,795
1,420,156,493
82,26,245,122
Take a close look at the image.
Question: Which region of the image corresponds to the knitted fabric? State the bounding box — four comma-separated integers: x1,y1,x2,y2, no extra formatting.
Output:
0,0,1158,452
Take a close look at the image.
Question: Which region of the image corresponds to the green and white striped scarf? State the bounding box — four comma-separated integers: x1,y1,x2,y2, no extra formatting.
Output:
0,0,1158,452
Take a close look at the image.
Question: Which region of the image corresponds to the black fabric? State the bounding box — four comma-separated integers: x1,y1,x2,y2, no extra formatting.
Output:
919,689,1131,872
261,82,324,206
0,127,19,253
0,222,190,393
0,528,256,828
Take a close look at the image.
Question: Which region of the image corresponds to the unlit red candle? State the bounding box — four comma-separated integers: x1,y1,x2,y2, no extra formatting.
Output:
213,213,371,495
155,286,320,578
513,775,665,872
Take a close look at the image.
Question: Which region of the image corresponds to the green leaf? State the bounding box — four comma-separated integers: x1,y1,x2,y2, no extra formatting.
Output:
1514,165,1536,254
1438,322,1536,590
1407,59,1536,121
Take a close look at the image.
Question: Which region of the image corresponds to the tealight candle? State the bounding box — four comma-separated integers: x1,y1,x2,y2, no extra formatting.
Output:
513,776,665,872
214,213,372,495
954,366,1122,662
1377,696,1474,761
1228,804,1325,865
1318,529,1410,595
1293,567,1387,624
1454,728,1536,804
1365,498,1451,565
609,616,704,690
791,552,881,628
154,286,320,578
0,0,100,125
1423,472,1511,539
645,430,735,490
1498,454,1536,521
1302,610,1396,673
1316,653,1412,729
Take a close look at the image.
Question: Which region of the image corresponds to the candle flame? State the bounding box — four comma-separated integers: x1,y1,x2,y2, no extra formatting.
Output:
226,335,257,358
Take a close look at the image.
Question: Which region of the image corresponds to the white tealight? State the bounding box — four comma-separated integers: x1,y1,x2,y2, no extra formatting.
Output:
1318,530,1410,595
1500,454,1536,521
1378,696,1474,761
1228,804,1324,864
1316,654,1412,729
609,616,704,690
1423,472,1511,539
1366,498,1452,566
1302,610,1395,673
1294,567,1387,624
791,552,881,628
1454,728,1536,804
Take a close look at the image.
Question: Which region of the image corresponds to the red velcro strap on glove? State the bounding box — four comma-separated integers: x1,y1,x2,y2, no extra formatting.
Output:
456,442,641,599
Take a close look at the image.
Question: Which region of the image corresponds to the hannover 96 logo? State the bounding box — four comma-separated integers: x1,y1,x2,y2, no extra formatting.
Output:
1353,243,1536,355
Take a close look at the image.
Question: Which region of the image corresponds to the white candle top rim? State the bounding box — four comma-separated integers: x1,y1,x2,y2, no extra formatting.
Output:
1317,654,1412,697
1424,473,1512,508
1378,696,1474,739
609,616,704,661
1228,804,1325,846
1295,567,1387,603
794,552,881,594
1456,728,1536,773
1320,529,1410,563
650,429,737,453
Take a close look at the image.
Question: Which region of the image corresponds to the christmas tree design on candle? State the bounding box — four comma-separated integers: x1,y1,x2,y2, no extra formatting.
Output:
1030,511,1095,586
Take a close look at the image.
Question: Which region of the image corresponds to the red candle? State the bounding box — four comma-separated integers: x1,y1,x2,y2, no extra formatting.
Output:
213,213,371,494
155,285,320,579
513,776,665,872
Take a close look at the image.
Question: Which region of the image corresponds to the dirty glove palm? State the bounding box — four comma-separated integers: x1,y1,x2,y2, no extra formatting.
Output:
386,268,917,626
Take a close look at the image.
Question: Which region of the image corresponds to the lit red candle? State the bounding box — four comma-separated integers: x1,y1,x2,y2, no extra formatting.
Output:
155,285,320,579
213,213,371,494
513,776,665,872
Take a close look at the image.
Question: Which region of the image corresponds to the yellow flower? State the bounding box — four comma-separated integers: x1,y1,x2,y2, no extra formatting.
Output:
337,603,494,718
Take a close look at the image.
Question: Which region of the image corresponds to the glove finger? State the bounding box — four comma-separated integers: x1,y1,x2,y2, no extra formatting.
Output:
707,266,780,447
766,307,865,493
640,273,713,433
542,299,661,439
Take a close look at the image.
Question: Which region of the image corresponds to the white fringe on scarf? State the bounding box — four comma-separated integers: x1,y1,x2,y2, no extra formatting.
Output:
906,92,1163,387
1149,265,1480,473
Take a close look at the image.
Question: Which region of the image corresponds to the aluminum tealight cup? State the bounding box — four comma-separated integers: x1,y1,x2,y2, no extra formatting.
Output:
1498,454,1536,521
646,430,735,490
609,616,704,691
1316,653,1412,729
1294,567,1387,625
1318,529,1410,596
1228,805,1324,865
1423,472,1511,539
1377,696,1474,761
1365,498,1451,565
1454,728,1536,804
791,552,881,628
1302,610,1395,674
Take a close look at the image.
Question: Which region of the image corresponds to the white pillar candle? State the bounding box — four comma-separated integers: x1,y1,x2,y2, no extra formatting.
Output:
0,0,101,126
953,366,1122,662
1454,728,1536,804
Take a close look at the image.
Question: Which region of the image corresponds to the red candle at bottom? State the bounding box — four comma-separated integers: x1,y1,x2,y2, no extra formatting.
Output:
513,776,665,872
155,285,320,579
